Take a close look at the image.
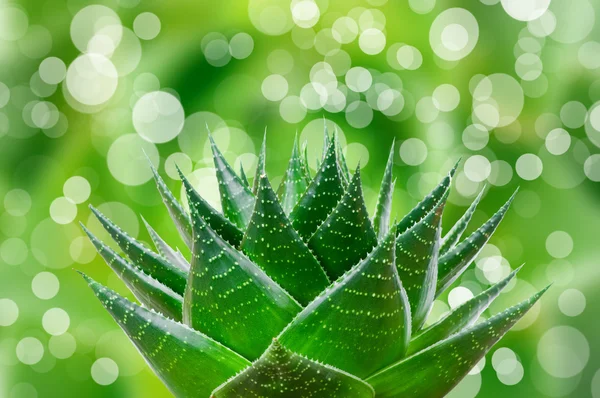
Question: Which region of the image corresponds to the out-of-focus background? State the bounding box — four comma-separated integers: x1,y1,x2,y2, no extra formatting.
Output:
0,0,599,396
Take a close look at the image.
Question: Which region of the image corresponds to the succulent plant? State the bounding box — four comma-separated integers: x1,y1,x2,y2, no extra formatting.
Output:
80,131,548,398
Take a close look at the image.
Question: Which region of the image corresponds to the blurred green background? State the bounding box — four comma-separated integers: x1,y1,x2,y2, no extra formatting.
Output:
1,0,600,396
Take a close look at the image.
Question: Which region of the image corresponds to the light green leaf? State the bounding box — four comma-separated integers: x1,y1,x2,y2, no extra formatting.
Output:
366,286,549,398
82,274,251,398
277,135,311,216
184,204,301,360
211,339,375,398
143,217,189,273
82,224,183,320
308,166,377,280
436,189,518,296
408,266,521,356
179,169,244,247
252,131,267,195
242,173,330,306
209,134,256,230
90,206,187,296
396,192,446,332
373,141,395,241
300,140,311,181
149,160,193,249
396,161,458,235
290,138,345,240
279,229,411,379
440,187,485,255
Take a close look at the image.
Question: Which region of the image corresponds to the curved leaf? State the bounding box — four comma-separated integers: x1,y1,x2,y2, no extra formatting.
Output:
396,192,446,332
436,189,518,296
81,274,251,398
308,167,377,279
373,141,395,241
184,204,301,360
90,206,187,295
239,162,250,188
143,217,190,273
440,187,485,255
179,169,244,247
211,339,375,398
242,173,330,306
279,229,411,379
367,285,549,398
300,140,311,181
149,160,193,249
408,266,521,355
82,224,183,320
290,138,345,240
336,136,350,187
396,161,458,235
209,134,256,230
277,135,311,216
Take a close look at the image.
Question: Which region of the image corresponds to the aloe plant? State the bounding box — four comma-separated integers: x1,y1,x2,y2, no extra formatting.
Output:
80,131,547,398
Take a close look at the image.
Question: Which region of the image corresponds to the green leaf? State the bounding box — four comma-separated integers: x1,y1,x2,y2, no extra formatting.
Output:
143,217,190,273
290,138,345,240
252,131,267,195
179,169,244,247
395,192,446,332
300,140,311,181
277,135,311,216
209,134,256,230
336,136,351,187
436,189,518,296
408,266,521,356
239,163,250,188
440,187,485,255
279,229,411,379
90,206,187,296
149,160,193,249
184,205,301,360
242,173,330,306
211,339,375,398
373,141,395,241
366,286,549,398
396,161,458,235
322,126,330,161
81,274,251,398
82,224,183,321
308,166,378,280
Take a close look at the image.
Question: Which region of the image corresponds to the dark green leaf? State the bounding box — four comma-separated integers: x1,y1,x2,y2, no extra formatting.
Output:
179,169,244,247
211,339,375,398
149,160,192,249
396,160,458,235
373,141,395,241
242,173,330,306
290,138,345,240
252,132,267,195
396,192,446,332
82,274,251,398
308,166,377,280
184,205,301,360
408,266,521,356
239,163,250,188
366,286,549,398
82,224,183,320
440,187,485,255
300,140,311,181
279,229,411,379
277,135,311,216
143,217,189,273
336,136,350,187
437,189,518,296
90,206,187,296
209,134,256,230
